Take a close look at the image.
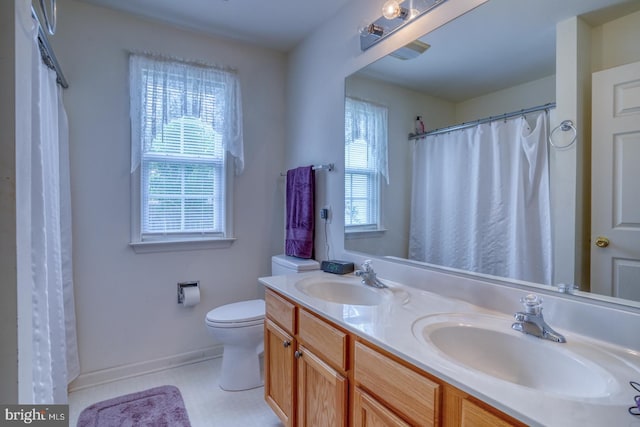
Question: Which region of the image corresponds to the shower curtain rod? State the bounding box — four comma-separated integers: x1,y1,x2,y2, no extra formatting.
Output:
409,102,556,140
31,6,69,89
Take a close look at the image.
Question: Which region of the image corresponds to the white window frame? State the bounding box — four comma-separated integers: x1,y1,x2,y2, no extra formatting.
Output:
130,155,235,254
344,97,387,236
129,57,237,253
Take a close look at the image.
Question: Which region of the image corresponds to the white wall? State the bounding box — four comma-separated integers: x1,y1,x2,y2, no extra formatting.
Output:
344,75,454,258
286,0,488,262
591,10,640,72
53,0,287,386
455,75,556,123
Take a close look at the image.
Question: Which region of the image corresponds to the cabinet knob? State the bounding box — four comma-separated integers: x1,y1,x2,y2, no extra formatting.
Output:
294,350,303,359
283,340,291,348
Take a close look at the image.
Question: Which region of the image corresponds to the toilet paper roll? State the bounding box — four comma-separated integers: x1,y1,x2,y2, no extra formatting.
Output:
181,286,200,307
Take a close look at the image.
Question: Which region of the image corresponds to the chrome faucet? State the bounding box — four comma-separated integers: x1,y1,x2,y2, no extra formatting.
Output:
354,260,387,288
511,294,566,343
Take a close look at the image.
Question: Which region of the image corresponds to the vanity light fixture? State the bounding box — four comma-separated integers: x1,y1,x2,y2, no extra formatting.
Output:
382,0,408,20
361,0,447,51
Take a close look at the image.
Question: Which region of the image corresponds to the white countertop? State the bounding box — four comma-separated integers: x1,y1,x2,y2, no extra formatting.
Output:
259,270,640,427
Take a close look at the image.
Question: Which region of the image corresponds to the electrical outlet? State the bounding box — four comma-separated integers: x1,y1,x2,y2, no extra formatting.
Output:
320,208,329,219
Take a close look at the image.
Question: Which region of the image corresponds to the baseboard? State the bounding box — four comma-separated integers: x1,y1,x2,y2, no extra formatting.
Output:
68,345,223,392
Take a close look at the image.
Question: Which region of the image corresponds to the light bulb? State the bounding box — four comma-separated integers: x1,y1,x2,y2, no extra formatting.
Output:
382,0,401,19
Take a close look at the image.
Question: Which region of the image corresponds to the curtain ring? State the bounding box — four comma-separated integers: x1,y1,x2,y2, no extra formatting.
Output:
549,120,577,149
39,0,57,35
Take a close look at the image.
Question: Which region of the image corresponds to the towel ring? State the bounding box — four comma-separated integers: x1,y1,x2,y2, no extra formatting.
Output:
549,120,577,149
39,0,57,35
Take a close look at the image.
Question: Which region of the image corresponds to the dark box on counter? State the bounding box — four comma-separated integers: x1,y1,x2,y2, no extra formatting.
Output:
321,260,355,275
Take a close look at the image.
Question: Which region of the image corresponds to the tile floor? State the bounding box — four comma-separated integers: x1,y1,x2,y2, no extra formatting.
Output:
68,358,283,427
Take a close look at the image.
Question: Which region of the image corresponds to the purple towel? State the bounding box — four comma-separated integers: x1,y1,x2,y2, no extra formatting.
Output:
285,166,315,259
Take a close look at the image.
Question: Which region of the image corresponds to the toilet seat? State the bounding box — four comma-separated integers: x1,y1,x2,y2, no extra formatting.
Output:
206,299,265,328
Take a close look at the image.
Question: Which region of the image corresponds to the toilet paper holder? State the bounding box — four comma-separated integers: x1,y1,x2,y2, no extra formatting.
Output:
177,281,199,304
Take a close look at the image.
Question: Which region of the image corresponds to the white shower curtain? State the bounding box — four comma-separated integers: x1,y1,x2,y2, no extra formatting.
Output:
28,22,79,403
408,113,552,285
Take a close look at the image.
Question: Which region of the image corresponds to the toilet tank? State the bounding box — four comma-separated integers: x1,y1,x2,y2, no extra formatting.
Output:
271,255,320,275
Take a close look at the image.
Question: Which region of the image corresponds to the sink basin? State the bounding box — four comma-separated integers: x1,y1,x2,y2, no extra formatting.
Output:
413,313,617,399
295,276,384,306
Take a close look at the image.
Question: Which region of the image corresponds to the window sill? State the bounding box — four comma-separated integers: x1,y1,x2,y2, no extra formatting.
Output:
344,228,387,239
129,237,236,254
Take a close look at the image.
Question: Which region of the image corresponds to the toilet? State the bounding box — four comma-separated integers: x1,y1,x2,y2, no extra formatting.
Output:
271,254,321,276
205,254,319,391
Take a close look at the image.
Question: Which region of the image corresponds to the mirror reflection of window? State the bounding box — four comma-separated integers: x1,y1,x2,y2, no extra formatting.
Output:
344,97,388,232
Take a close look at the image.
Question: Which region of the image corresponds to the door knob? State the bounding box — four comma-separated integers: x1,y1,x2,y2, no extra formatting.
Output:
283,340,291,348
594,236,610,248
294,350,303,359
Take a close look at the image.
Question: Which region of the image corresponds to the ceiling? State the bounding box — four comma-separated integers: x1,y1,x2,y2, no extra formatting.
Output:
78,0,352,51
357,0,640,102
76,0,640,99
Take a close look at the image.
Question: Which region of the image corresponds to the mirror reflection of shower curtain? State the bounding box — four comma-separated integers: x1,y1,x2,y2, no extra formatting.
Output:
408,113,552,285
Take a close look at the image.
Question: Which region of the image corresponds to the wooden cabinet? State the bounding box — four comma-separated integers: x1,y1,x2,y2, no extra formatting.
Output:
296,345,347,427
354,341,440,426
265,288,524,427
443,386,526,427
297,308,347,371
353,387,411,427
265,288,295,332
265,289,349,427
460,399,517,427
264,290,297,426
264,319,295,427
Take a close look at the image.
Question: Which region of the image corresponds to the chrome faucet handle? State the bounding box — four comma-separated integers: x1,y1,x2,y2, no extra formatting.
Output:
361,259,373,272
520,294,543,315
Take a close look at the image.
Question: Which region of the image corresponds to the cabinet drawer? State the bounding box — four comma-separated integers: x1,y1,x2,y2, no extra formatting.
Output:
298,308,348,371
265,289,296,334
354,341,440,427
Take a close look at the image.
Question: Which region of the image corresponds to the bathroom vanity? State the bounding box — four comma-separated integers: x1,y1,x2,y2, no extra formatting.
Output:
260,270,640,426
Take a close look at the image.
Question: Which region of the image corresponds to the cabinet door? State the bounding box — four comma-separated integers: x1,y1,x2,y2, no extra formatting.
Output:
296,345,347,427
461,399,518,427
265,319,295,427
353,387,411,427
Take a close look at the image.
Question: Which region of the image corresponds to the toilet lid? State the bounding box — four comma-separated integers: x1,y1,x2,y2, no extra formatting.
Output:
206,299,265,324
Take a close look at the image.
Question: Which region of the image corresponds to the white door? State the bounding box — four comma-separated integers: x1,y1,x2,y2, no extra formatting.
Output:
591,61,640,301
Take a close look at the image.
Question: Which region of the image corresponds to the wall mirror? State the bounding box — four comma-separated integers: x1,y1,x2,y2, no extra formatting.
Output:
344,0,640,307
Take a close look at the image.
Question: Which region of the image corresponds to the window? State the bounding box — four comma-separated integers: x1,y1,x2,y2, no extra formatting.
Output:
142,117,224,235
344,97,388,232
129,54,243,251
